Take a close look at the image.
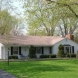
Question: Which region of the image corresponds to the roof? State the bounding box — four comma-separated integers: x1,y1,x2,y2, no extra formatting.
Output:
0,35,64,46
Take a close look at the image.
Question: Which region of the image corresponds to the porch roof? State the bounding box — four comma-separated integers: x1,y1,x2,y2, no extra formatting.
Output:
0,35,64,46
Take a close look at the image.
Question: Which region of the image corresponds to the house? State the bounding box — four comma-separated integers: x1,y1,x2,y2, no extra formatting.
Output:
0,34,78,59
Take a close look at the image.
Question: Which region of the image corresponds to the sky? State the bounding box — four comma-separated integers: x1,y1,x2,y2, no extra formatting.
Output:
2,0,27,34
1,0,25,18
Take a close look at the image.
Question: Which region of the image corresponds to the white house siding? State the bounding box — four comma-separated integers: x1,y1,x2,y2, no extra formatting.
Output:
2,46,11,60
0,43,6,59
53,38,78,55
44,47,50,54
21,46,29,57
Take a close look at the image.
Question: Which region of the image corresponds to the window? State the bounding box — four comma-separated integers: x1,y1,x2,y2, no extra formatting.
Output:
13,47,18,55
36,47,42,54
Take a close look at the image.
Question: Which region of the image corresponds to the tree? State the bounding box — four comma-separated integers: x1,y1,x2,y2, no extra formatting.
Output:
11,18,26,35
25,0,59,36
43,0,78,37
24,0,78,36
44,0,78,18
29,45,36,58
58,44,64,57
0,10,18,35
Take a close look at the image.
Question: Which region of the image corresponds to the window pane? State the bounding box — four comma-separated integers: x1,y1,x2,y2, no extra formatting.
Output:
13,47,18,54
36,47,41,54
13,47,18,51
13,51,18,54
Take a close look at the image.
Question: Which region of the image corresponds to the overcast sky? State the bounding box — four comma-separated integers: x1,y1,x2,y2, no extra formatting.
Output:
1,0,25,18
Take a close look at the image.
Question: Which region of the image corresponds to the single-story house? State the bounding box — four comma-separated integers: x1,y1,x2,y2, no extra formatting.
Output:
0,34,78,59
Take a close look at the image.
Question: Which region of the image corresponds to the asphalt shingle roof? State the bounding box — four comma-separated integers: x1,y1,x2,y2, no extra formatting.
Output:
0,35,64,46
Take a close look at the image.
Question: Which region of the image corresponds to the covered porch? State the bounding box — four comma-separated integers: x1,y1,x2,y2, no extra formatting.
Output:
7,46,53,59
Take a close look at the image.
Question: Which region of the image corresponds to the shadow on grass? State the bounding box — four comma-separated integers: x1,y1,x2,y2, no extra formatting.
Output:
2,61,74,72
0,60,76,78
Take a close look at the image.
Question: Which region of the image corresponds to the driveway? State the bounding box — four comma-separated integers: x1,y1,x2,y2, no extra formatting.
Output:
0,69,17,78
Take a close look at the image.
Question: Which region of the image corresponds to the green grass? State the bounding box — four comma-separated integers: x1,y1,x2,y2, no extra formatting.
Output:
0,59,78,78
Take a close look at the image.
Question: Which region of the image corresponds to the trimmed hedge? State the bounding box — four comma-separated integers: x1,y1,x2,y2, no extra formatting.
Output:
40,54,56,58
67,54,76,58
9,56,18,59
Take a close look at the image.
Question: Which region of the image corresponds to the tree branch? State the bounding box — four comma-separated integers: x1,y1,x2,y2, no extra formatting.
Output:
46,0,78,18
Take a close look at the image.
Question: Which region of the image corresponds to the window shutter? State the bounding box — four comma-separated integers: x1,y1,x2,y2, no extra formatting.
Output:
11,47,13,55
19,47,21,55
42,47,44,54
70,47,71,53
72,46,74,53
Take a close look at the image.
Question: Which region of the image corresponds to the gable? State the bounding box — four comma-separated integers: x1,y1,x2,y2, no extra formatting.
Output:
53,38,78,46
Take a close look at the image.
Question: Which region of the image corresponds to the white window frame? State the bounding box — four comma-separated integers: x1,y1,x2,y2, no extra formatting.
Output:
36,47,42,54
13,47,19,55
64,46,72,54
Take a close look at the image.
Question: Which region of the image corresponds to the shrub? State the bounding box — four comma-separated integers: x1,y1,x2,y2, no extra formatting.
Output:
40,54,56,58
58,44,64,50
40,55,49,58
51,55,56,58
58,50,64,57
58,44,64,57
67,54,76,58
29,45,36,58
9,56,18,59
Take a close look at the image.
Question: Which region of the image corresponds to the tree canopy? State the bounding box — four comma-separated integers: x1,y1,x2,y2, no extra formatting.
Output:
24,0,78,36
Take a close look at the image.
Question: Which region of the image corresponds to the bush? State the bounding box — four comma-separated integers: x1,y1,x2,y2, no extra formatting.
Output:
67,54,76,58
58,44,64,57
29,45,36,58
9,56,18,59
58,50,64,57
51,55,56,58
58,44,64,50
40,54,56,58
40,55,49,58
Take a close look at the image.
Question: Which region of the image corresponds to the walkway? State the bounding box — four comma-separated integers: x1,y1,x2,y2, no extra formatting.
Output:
0,69,17,78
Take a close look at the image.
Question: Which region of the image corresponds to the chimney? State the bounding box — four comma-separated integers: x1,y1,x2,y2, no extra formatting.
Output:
66,34,74,40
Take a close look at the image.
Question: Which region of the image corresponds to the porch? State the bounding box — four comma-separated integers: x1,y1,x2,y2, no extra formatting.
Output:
8,46,53,59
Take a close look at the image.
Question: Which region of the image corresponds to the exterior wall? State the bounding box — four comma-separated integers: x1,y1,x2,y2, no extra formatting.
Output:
0,43,5,59
21,46,29,57
53,38,78,55
44,47,50,54
1,46,29,59
36,46,53,58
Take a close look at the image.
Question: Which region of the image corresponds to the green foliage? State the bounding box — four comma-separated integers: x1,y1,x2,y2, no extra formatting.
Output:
0,10,18,35
9,56,18,59
25,0,78,36
40,54,56,58
44,0,78,36
29,45,36,58
67,54,76,58
58,44,64,57
25,0,58,36
58,44,64,50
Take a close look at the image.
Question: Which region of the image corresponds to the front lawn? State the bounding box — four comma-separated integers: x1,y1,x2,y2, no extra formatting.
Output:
0,59,78,78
